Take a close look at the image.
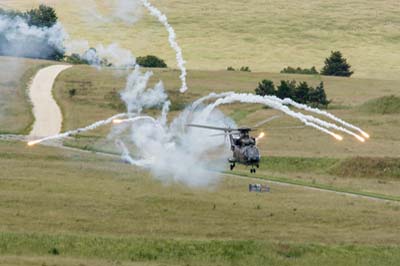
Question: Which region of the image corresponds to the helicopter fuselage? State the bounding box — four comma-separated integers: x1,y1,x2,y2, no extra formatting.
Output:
228,132,260,173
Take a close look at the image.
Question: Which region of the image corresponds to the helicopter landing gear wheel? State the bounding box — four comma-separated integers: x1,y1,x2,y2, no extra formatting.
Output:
230,163,235,171
250,168,256,174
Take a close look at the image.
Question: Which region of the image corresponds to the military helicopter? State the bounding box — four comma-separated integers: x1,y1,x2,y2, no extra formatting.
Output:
187,124,264,173
187,116,284,173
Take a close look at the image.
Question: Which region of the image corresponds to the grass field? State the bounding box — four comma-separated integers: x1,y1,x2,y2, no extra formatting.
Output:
1,140,400,266
48,64,400,203
1,1,400,262
0,57,400,264
2,0,400,80
0,57,53,134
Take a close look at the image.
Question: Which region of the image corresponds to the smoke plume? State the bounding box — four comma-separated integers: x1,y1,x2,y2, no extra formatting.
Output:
139,0,188,93
0,14,66,59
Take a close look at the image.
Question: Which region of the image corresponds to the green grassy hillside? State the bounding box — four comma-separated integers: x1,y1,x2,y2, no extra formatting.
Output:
3,0,400,80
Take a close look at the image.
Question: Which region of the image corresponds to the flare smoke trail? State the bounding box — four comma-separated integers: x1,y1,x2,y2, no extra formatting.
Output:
275,97,370,138
170,92,235,132
28,113,126,146
200,93,368,141
139,0,188,93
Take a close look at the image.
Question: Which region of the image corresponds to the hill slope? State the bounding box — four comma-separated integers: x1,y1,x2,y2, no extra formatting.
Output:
2,0,400,80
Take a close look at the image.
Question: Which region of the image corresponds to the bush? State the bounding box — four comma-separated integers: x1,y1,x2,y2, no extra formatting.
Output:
227,66,235,71
68,88,77,97
255,79,276,96
136,55,167,68
281,66,319,75
240,66,251,72
321,51,353,77
64,53,90,65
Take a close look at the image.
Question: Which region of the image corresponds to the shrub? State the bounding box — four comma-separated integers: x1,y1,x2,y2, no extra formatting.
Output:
321,51,353,77
64,53,90,65
239,66,251,72
227,66,235,71
68,88,76,97
255,79,276,96
136,55,167,68
281,66,319,75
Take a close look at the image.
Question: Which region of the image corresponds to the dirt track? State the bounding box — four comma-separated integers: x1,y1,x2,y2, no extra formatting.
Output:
28,65,72,138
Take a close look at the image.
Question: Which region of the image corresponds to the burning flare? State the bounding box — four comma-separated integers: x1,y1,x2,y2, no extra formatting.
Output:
256,132,265,141
361,132,370,139
355,135,366,143
333,134,344,141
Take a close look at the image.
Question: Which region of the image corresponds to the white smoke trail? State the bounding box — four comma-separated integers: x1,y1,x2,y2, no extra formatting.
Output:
139,0,188,93
170,92,235,133
200,93,367,141
28,113,127,146
275,96,370,138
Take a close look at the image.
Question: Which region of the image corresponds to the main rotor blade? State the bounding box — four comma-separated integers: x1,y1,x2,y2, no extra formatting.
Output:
253,115,281,128
209,132,239,137
186,124,234,132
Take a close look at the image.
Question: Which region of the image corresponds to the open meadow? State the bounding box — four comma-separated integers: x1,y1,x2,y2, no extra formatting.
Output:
1,140,400,266
1,56,400,264
2,0,400,80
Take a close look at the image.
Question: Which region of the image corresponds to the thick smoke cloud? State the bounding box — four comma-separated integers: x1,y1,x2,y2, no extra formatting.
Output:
65,40,136,67
0,15,66,59
110,66,234,187
120,66,168,113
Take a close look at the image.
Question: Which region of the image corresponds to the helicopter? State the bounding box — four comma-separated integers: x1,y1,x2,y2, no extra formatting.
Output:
186,124,263,173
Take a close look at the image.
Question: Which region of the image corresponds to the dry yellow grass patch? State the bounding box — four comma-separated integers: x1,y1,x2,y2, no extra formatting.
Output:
2,0,400,79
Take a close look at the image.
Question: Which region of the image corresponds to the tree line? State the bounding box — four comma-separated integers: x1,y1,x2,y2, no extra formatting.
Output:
281,51,354,77
255,79,330,107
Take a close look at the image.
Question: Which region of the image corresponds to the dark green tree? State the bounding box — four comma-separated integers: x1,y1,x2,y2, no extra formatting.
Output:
321,51,354,77
293,81,311,103
26,4,58,28
309,82,330,107
136,55,167,68
276,80,296,99
255,79,276,96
